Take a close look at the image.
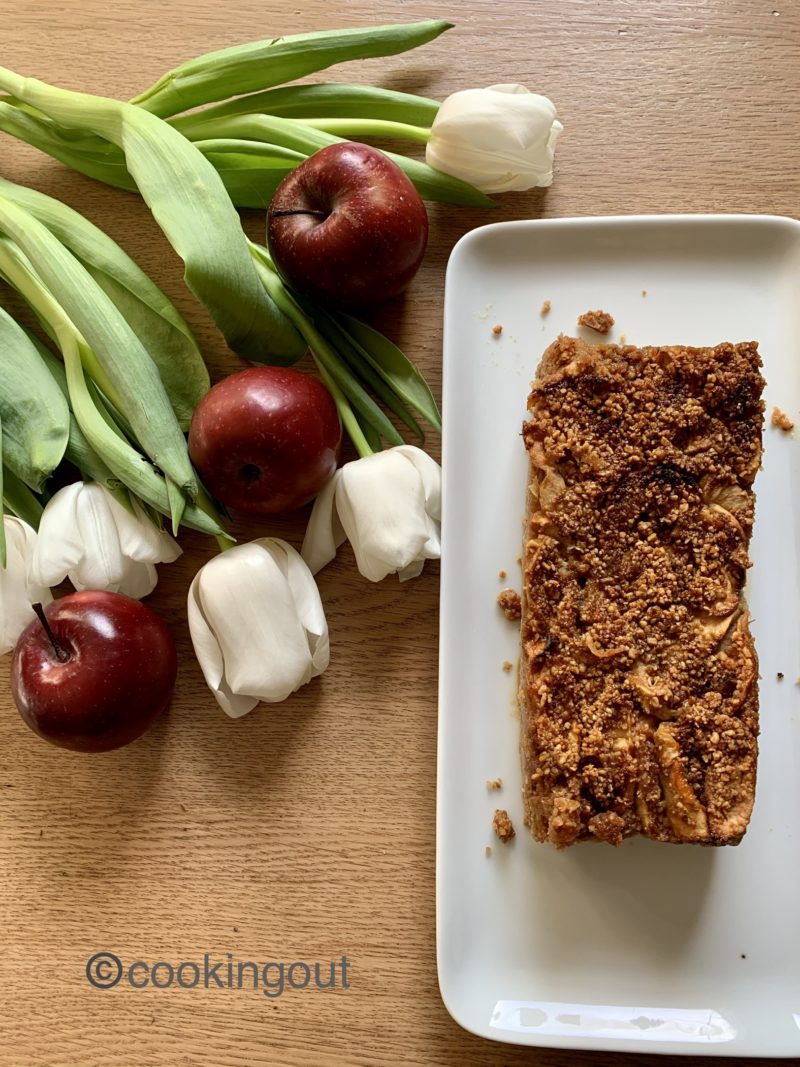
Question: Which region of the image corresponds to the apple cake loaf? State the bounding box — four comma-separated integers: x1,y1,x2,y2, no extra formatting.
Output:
520,335,764,848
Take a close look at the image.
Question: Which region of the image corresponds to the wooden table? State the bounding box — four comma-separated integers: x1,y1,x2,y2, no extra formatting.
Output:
0,2,796,1065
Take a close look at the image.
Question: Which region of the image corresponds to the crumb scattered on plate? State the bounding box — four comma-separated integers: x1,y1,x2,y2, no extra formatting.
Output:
486,778,503,791
619,334,627,344
578,308,615,334
778,672,784,680
771,406,794,431
540,299,551,316
496,588,521,620
502,660,513,673
498,569,507,579
493,809,515,842
641,289,647,297
492,324,503,336
485,845,493,857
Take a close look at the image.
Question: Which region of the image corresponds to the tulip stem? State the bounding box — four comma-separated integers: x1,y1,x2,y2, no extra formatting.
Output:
310,355,373,458
32,602,70,663
302,118,432,144
248,243,376,458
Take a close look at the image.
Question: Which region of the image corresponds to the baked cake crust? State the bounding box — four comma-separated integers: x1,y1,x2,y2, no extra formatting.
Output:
519,336,764,848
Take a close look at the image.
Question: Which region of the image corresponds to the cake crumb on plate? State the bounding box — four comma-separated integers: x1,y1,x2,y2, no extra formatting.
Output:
492,324,503,336
498,569,507,579
578,308,615,334
771,406,794,431
485,845,493,857
540,299,551,316
493,809,515,842
497,588,521,620
486,778,503,791
502,660,513,673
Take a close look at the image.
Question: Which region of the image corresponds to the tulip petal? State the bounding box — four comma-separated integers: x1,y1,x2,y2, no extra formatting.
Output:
1,517,52,655
187,568,259,718
28,481,85,587
116,558,159,600
111,494,182,564
267,538,330,673
336,449,433,582
300,472,346,575
187,539,329,717
71,482,126,591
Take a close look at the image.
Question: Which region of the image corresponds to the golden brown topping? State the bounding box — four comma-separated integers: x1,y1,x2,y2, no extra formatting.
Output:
578,309,615,334
497,588,522,621
492,809,516,842
519,335,763,849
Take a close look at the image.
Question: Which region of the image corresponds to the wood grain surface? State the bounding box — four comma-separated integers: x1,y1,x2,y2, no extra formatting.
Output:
0,1,797,1065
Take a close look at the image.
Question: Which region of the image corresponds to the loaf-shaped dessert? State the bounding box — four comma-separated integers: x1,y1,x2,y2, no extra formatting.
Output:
520,335,764,848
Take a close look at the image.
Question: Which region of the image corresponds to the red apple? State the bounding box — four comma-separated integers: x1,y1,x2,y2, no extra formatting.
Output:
11,592,177,753
266,142,429,310
188,366,341,515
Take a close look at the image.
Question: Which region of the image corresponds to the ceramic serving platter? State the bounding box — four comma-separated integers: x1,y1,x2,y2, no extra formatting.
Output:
437,215,800,1057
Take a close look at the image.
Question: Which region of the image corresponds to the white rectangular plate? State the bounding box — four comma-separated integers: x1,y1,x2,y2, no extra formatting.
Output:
437,215,800,1058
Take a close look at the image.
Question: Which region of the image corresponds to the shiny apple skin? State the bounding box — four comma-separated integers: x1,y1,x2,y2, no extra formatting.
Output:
11,591,177,753
266,142,429,310
188,366,342,515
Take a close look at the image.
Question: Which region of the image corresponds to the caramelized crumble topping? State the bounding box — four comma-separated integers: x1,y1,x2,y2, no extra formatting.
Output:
493,809,515,842
771,406,794,431
519,335,764,849
497,589,522,621
578,309,615,334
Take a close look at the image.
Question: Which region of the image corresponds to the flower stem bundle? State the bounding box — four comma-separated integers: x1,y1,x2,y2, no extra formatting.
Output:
0,178,227,542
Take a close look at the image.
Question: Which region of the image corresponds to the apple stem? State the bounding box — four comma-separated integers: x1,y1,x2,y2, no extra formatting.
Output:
269,208,329,219
32,603,70,663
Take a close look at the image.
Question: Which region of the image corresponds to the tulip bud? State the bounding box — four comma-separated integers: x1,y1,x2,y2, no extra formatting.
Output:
30,482,180,599
188,538,329,717
301,445,441,582
425,83,562,194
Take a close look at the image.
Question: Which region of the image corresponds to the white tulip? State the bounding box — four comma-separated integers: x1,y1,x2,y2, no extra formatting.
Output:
301,445,441,583
188,538,329,717
0,516,52,655
30,481,180,599
425,83,562,193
